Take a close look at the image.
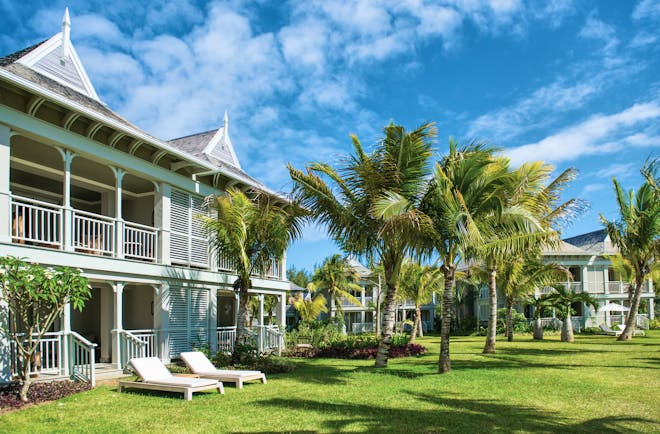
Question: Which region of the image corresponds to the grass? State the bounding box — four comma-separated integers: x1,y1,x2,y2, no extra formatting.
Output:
1,331,659,433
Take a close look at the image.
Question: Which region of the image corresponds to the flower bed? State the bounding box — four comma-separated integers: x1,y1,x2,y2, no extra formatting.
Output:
0,381,91,411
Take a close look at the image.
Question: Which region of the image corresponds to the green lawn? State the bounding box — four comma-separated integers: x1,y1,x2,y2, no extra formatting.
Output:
2,332,659,433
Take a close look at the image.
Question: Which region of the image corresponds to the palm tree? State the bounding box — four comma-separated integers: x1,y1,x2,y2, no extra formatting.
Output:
600,160,659,340
496,257,568,341
421,141,507,373
204,187,304,361
397,261,443,343
546,284,599,342
310,255,363,319
480,164,580,354
264,295,279,325
526,292,554,340
289,123,436,368
290,291,328,323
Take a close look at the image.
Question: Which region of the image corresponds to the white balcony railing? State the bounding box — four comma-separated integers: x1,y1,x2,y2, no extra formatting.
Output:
124,222,157,261
73,210,114,255
11,196,63,247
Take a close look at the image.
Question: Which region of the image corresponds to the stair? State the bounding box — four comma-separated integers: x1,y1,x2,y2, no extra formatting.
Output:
95,363,130,381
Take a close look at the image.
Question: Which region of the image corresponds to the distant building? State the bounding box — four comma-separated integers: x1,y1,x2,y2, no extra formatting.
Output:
475,229,656,329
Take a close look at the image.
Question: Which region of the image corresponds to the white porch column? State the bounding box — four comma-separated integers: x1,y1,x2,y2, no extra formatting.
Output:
258,293,264,326
276,293,286,327
61,302,71,376
112,169,125,259
208,288,218,351
56,149,76,251
153,283,170,362
649,298,655,320
280,251,287,280
582,266,588,293
603,268,609,295
0,288,11,382
234,293,240,326
154,183,171,265
0,125,11,244
111,282,124,368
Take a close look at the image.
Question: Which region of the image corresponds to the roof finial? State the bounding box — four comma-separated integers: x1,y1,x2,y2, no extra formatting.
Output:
61,7,71,63
221,110,229,147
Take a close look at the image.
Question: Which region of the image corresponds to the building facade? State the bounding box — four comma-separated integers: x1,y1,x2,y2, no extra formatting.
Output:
474,229,656,329
0,11,289,384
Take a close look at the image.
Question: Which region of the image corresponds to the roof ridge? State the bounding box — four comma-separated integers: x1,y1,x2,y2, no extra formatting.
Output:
0,39,49,66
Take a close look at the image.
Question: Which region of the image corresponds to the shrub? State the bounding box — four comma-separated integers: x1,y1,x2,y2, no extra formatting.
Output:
0,380,90,409
496,308,530,334
579,327,602,335
649,319,660,330
314,343,426,359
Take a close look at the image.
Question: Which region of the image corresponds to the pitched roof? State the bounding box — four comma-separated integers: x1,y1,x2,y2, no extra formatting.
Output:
0,40,47,66
348,258,373,279
542,240,590,255
563,229,617,255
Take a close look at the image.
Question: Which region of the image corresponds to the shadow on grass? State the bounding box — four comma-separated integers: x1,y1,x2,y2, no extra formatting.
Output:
247,392,652,433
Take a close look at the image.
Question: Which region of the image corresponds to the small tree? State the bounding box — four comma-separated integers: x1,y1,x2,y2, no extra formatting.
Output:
526,292,554,340
546,284,599,342
398,261,443,343
290,292,328,324
601,159,659,340
310,255,363,319
0,256,90,402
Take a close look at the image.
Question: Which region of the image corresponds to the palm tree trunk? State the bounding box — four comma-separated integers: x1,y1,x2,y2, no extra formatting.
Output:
561,308,574,342
618,279,644,341
439,265,455,373
533,318,544,340
410,307,421,344
330,296,336,318
233,280,251,363
375,276,381,336
483,267,497,354
417,306,424,338
506,299,514,342
375,277,398,368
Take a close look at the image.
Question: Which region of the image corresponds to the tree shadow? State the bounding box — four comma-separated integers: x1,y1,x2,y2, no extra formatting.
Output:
354,366,427,379
249,391,653,433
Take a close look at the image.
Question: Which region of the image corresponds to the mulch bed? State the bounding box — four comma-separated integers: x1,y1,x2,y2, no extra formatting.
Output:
0,380,91,412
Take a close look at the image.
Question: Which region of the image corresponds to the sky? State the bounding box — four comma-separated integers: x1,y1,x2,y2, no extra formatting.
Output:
0,0,658,273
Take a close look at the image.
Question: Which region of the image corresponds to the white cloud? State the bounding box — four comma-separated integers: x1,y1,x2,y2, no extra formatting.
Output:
468,81,598,141
632,0,660,21
595,163,636,179
578,14,618,54
506,102,660,166
582,183,607,194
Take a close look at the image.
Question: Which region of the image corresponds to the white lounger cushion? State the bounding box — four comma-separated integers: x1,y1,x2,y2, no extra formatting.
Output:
130,357,174,382
179,351,266,388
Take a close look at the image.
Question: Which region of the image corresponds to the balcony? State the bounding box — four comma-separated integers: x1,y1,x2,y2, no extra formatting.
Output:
217,253,283,280
11,195,158,262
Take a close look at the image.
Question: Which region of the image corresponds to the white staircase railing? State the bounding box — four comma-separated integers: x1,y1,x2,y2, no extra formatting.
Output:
125,329,158,357
68,331,97,387
254,325,284,355
114,330,147,368
636,314,650,330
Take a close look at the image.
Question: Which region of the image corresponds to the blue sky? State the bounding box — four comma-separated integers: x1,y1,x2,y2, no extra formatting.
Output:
1,0,658,273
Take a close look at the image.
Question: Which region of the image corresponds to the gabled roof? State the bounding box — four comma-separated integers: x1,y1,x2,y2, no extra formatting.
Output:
563,229,617,255
542,240,590,255
348,258,373,279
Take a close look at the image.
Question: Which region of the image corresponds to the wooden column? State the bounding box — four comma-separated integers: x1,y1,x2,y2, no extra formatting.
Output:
0,125,11,244
112,169,125,259
111,282,124,368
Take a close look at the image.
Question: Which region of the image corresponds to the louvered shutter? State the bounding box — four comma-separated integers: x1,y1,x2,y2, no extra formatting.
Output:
170,189,191,264
189,288,209,346
167,286,210,358
167,286,189,358
190,195,210,267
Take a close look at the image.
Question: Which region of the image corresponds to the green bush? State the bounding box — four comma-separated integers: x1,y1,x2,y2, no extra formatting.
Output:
579,327,602,335
649,319,660,330
286,320,344,348
496,308,530,334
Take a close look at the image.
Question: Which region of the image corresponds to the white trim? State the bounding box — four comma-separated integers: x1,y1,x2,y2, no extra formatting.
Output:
0,69,277,195
16,33,100,101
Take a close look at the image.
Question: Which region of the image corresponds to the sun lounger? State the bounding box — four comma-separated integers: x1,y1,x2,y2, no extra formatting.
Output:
616,324,645,336
180,351,267,389
599,324,622,336
118,357,224,400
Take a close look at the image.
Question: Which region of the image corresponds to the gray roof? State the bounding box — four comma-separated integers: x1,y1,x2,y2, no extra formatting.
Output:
1,38,273,194
167,131,267,190
348,258,373,279
563,229,617,255
1,46,156,139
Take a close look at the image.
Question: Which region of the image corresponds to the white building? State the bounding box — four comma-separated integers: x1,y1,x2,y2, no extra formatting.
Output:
474,229,656,330
0,11,288,385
